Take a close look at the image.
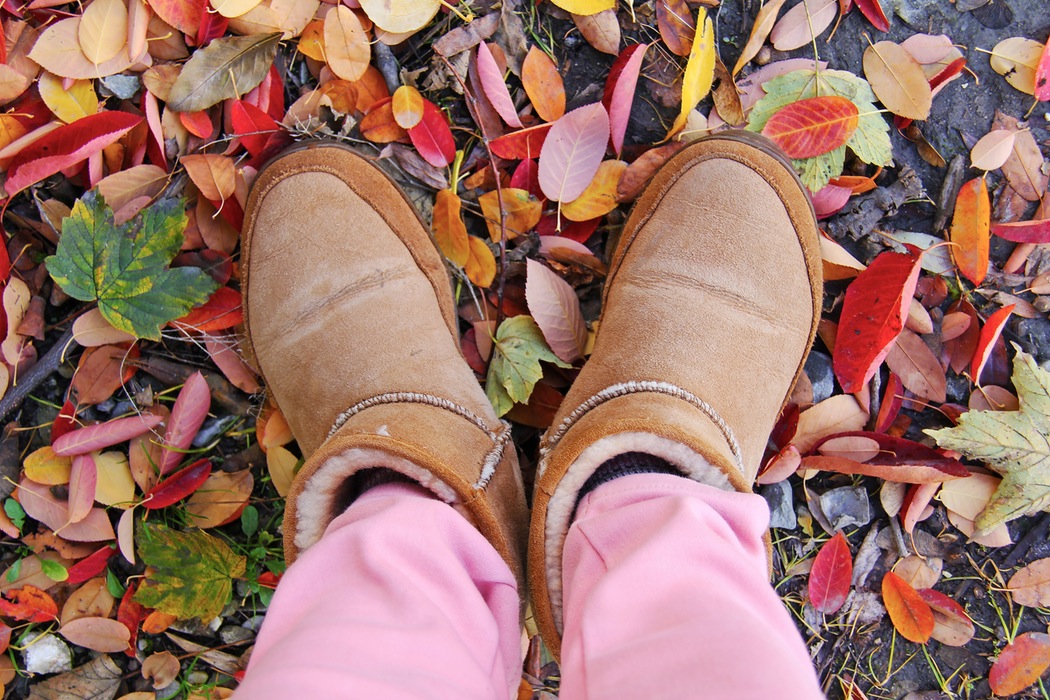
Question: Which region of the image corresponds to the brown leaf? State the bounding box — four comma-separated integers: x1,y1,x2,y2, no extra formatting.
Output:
572,10,620,55
656,0,696,57
885,329,946,403
60,578,116,627
59,617,132,653
72,344,138,406
142,651,180,690
167,32,281,112
184,471,253,529
1008,558,1050,608
26,654,122,700
863,41,933,120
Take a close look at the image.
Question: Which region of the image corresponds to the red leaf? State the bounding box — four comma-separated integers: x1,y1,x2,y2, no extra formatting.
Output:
811,431,969,478
475,42,522,128
53,413,166,457
148,0,205,35
179,111,213,139
117,581,146,657
143,459,212,510
949,177,990,286
535,214,600,243
602,44,649,157
490,123,553,160
762,96,860,158
197,5,228,44
874,372,903,432
971,304,1014,383
230,100,280,157
882,571,933,643
945,299,981,375
50,400,79,445
1035,37,1050,101
989,632,1050,696
992,219,1050,243
159,372,211,474
173,285,243,333
407,99,455,168
0,585,58,623
917,589,974,647
4,111,143,197
810,183,853,219
509,159,542,198
66,545,117,586
809,531,852,613
833,250,923,393
929,57,967,91
854,0,889,31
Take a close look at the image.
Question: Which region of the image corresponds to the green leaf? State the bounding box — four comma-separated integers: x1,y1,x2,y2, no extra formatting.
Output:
40,558,68,582
748,69,893,190
47,191,218,340
485,315,571,417
106,568,125,598
926,345,1050,534
4,498,24,533
134,522,246,620
167,33,282,112
240,504,259,538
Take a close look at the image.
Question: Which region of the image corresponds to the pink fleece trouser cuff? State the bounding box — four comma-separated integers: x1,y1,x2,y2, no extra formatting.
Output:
237,474,824,699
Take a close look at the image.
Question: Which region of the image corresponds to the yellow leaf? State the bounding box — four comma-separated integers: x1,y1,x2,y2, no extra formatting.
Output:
79,0,129,65
298,19,326,61
94,451,135,508
667,8,715,140
732,0,788,75
989,37,1043,96
0,115,27,153
324,6,370,81
391,85,424,128
38,72,99,124
358,0,441,33
465,236,496,288
28,17,134,80
0,65,29,106
266,444,298,497
862,41,933,121
211,0,263,19
479,188,542,241
561,160,627,222
549,0,615,16
24,446,72,486
432,189,469,267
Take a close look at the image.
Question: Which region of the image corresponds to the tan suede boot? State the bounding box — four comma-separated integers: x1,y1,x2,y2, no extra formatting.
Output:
529,133,823,657
241,143,528,589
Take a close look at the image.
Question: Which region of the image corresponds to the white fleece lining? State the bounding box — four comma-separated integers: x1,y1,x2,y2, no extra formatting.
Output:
544,432,733,632
294,447,459,553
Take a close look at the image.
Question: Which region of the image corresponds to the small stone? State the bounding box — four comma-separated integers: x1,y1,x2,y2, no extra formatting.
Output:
219,625,255,645
804,351,835,403
761,481,797,530
819,486,871,531
100,74,141,100
23,633,72,675
243,615,265,632
186,671,209,685
192,416,236,448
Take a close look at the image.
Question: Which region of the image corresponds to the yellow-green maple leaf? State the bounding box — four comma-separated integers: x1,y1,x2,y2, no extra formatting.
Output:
485,315,571,417
926,346,1050,534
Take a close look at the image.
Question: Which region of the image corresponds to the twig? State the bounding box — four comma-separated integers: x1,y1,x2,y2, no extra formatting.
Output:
373,43,401,95
0,329,75,423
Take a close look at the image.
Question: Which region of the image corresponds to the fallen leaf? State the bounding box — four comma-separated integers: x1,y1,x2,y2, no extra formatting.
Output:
818,435,880,462
143,459,212,509
572,10,620,55
1008,558,1050,608
167,32,281,112
432,189,469,267
27,654,122,699
407,98,455,168
668,7,714,138
485,315,572,417
809,531,852,614
992,219,1050,243
1035,36,1050,100
989,38,1042,96
792,395,869,453
391,85,424,129
0,585,57,622
28,17,135,79
770,0,837,52
949,177,991,286
854,0,889,31
885,328,946,403
59,616,131,653
142,651,181,689
762,95,859,158
489,123,552,159
60,578,115,626
148,0,205,35
970,129,1018,171
478,188,542,241
185,470,253,528
54,413,165,457
182,154,236,202
989,632,1050,696
656,0,695,56
476,42,522,128
539,103,610,203
917,588,975,647
525,259,586,364
38,73,98,124
522,46,565,123
68,454,97,524
465,236,497,288
561,160,626,222
324,6,369,82
358,0,440,32
266,444,297,498
862,41,932,121
882,571,933,643
733,0,788,76
80,0,129,65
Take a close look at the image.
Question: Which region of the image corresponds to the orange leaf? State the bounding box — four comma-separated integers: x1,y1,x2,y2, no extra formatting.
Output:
432,189,469,267
762,96,859,159
298,19,326,61
656,0,695,56
522,46,566,123
391,85,424,129
949,176,990,286
989,632,1050,696
561,159,626,222
360,98,408,143
0,585,58,623
142,610,177,635
479,188,542,241
881,571,933,643
465,236,496,288
181,154,236,202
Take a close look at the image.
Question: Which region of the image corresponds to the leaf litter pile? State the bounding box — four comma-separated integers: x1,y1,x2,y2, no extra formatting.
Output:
0,0,1045,695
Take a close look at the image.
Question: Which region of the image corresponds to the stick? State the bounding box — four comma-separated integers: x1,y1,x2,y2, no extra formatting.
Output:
0,329,75,423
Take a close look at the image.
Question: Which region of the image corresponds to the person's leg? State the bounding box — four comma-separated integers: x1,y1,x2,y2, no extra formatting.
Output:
558,472,823,700
236,482,521,700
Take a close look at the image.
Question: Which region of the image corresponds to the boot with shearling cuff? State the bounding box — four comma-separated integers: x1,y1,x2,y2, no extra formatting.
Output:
241,143,529,590
529,133,824,658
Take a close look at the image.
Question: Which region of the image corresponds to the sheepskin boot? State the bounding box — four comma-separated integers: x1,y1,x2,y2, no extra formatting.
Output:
529,133,824,657
241,143,528,589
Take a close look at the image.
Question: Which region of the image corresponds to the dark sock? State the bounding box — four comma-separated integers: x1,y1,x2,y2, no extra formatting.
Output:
574,452,684,510
335,467,414,511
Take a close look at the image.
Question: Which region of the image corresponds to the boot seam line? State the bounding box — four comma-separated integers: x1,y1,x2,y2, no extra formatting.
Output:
326,392,512,490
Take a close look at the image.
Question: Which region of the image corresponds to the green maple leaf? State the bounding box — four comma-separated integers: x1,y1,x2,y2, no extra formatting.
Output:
134,522,246,621
485,315,571,417
46,191,218,340
747,69,893,191
926,346,1050,534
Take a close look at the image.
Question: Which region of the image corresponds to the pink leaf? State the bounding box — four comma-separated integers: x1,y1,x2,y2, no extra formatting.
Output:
1036,37,1050,101
475,42,522,128
159,372,211,475
4,111,143,197
67,454,98,524
117,508,135,565
917,588,975,647
16,477,115,541
602,44,649,157
992,219,1050,243
538,103,610,203
53,413,165,457
525,259,587,363
809,531,852,613
205,335,261,394
810,183,852,219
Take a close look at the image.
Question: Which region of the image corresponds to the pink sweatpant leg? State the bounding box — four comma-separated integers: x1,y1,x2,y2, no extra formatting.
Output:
559,473,824,700
235,482,521,700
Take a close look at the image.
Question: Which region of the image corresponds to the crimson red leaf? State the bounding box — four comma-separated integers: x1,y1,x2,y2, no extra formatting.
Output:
1036,37,1050,101
117,581,146,657
602,44,649,157
173,285,243,333
4,111,143,197
407,99,455,168
854,0,889,31
833,250,923,393
143,459,212,510
490,123,553,160
971,304,1014,383
989,632,1050,696
811,431,969,477
66,545,117,586
510,159,542,198
230,100,280,157
809,531,852,613
929,57,967,91
992,219,1050,243
535,215,600,243
882,571,933,643
762,96,860,159
53,413,166,457
197,5,228,44
874,372,903,432
51,400,79,445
